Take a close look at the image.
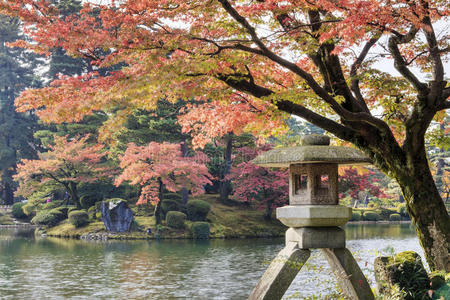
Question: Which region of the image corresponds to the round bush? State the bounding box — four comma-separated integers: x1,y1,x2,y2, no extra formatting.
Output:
67,206,78,214
68,210,90,228
12,202,27,219
191,222,210,239
31,209,65,226
161,200,180,214
389,213,401,221
95,212,102,220
397,203,409,218
166,211,187,229
351,211,361,221
163,192,183,203
187,200,211,221
363,211,379,221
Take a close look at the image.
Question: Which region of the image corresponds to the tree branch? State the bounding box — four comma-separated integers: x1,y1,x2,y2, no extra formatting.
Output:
388,26,428,92
350,36,380,113
217,0,352,120
214,73,356,140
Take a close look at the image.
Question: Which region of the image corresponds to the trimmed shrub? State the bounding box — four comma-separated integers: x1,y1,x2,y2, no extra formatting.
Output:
363,211,379,221
187,200,211,221
191,222,210,239
68,210,89,228
67,206,78,214
377,208,397,220
41,200,63,210
161,199,180,214
397,203,409,219
22,203,37,217
164,192,183,202
166,211,187,229
389,213,401,221
31,209,65,226
12,202,27,219
95,212,102,220
351,211,361,221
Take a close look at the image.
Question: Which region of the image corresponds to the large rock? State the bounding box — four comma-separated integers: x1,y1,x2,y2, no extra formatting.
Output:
101,199,134,232
374,251,430,300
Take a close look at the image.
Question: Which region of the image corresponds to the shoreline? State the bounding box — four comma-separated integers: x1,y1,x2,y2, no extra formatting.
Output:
21,220,414,241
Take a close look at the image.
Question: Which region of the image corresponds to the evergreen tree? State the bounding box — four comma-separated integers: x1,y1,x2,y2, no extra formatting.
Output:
0,15,42,204
47,0,86,79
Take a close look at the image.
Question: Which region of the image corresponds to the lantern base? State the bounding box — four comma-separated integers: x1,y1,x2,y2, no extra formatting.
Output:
286,227,345,249
276,205,351,227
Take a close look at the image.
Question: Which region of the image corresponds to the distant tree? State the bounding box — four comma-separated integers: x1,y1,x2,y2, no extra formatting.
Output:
339,167,387,207
0,14,42,204
14,135,113,208
229,145,288,220
115,142,211,224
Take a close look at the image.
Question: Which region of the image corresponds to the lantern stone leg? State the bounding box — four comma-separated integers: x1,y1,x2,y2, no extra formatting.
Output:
322,248,374,300
248,242,310,300
249,227,374,300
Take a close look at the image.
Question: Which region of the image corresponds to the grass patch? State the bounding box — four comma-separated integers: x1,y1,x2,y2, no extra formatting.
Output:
46,220,106,238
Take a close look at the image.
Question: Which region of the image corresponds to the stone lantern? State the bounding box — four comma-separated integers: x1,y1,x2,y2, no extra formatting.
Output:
248,135,375,300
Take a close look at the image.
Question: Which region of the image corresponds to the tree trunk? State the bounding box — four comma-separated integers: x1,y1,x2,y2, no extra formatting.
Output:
392,151,450,272
263,198,273,221
2,181,14,205
219,134,233,202
180,141,189,205
154,177,164,225
67,182,81,208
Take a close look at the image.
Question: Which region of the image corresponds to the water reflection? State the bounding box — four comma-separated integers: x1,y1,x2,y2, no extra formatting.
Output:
0,224,420,299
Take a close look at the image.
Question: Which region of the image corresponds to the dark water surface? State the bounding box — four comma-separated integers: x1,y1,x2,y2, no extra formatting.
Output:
0,224,421,299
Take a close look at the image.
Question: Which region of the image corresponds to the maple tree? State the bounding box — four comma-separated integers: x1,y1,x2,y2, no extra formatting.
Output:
13,135,113,208
115,142,211,224
1,0,449,270
229,145,288,220
338,167,387,206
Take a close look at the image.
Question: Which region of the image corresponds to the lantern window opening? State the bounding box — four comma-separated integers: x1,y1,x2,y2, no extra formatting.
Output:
294,174,308,195
314,174,329,196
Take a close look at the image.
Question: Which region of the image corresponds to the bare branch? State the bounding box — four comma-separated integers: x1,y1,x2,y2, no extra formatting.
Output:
350,35,380,112
422,18,444,82
388,26,428,92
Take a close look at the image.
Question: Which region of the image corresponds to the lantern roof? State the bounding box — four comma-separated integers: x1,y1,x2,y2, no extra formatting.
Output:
252,135,371,167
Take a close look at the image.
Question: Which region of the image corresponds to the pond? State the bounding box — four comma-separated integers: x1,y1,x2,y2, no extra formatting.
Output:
0,223,422,299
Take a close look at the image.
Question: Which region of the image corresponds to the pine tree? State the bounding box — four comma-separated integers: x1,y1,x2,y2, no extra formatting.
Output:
0,15,41,204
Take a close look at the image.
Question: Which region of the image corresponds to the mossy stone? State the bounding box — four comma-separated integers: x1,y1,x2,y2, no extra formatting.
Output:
374,251,430,300
252,145,371,167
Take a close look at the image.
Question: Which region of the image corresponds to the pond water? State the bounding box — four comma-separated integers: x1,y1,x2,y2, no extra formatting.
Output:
0,223,422,299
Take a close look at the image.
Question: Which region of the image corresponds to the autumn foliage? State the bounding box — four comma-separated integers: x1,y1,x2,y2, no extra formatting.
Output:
115,142,211,205
229,145,288,219
14,135,112,207
339,167,386,200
